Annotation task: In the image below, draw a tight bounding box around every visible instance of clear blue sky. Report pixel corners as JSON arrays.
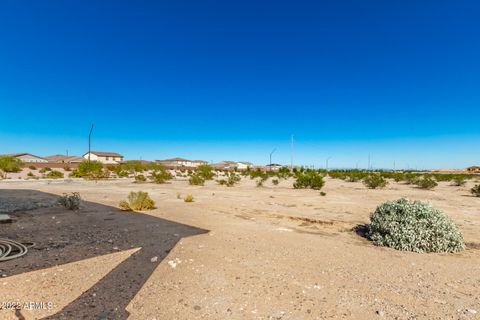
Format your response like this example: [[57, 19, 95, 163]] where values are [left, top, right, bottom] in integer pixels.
[[1, 1, 479, 169]]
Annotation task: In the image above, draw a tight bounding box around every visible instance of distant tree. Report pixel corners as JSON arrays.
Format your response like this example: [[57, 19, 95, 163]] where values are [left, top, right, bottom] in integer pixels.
[[71, 160, 106, 179], [0, 156, 22, 178]]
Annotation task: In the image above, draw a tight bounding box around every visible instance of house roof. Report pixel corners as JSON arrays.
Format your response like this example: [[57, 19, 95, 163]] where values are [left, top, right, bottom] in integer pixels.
[[84, 151, 123, 157], [163, 157, 191, 162], [45, 155, 84, 163], [0, 153, 47, 160]]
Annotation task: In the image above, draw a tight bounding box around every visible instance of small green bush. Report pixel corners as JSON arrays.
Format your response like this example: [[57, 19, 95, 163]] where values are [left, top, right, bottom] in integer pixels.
[[58, 192, 81, 210], [368, 198, 464, 253], [293, 171, 325, 190], [47, 170, 64, 179], [256, 179, 264, 187], [189, 174, 205, 186], [451, 177, 466, 187], [272, 179, 279, 185], [471, 185, 480, 197], [217, 179, 227, 185], [415, 176, 438, 190], [28, 165, 37, 170], [320, 191, 326, 196], [196, 164, 214, 180], [134, 174, 147, 183], [363, 174, 388, 189], [150, 168, 173, 184], [0, 156, 22, 178], [119, 191, 155, 211], [39, 167, 52, 173], [27, 171, 35, 177], [184, 194, 194, 202], [71, 160, 107, 180]]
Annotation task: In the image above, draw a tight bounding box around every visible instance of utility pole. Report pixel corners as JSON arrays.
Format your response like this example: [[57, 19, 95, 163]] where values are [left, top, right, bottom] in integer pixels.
[[368, 154, 371, 171], [290, 134, 294, 170], [269, 148, 277, 171], [88, 124, 94, 162], [326, 156, 332, 171], [66, 149, 69, 156], [356, 161, 359, 170], [393, 160, 396, 171]]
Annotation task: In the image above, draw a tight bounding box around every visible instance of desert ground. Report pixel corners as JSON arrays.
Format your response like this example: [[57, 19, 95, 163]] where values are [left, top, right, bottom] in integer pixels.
[[0, 177, 479, 319]]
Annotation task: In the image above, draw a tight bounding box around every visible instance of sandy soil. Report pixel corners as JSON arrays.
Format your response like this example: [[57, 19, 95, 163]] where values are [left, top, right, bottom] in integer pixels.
[[0, 177, 479, 319]]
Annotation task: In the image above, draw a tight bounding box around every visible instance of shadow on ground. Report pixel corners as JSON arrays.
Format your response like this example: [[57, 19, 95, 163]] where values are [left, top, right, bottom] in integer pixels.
[[0, 189, 208, 319]]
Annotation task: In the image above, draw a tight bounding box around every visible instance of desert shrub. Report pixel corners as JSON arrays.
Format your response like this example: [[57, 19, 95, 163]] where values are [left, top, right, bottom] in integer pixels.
[[415, 176, 438, 190], [27, 171, 35, 177], [225, 173, 241, 186], [176, 192, 181, 199], [393, 172, 405, 182], [119, 191, 155, 211], [0, 156, 22, 178], [363, 174, 388, 189], [184, 194, 194, 202], [217, 179, 227, 185], [256, 179, 264, 187], [293, 171, 325, 190], [71, 160, 107, 179], [345, 171, 365, 182], [196, 164, 214, 180], [58, 192, 81, 210], [134, 174, 147, 183], [47, 170, 64, 179], [63, 165, 71, 171], [39, 167, 52, 173], [189, 174, 205, 186], [122, 160, 145, 177], [367, 198, 464, 253], [320, 191, 326, 196], [471, 185, 480, 197], [451, 176, 466, 186], [403, 173, 420, 185], [272, 179, 279, 185], [149, 168, 172, 184], [28, 165, 37, 170]]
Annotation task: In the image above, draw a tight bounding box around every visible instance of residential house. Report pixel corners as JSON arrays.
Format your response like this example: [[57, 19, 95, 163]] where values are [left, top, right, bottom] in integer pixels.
[[236, 161, 254, 170], [46, 154, 84, 164], [83, 151, 124, 164], [0, 153, 48, 163], [156, 158, 208, 168], [467, 166, 480, 173]]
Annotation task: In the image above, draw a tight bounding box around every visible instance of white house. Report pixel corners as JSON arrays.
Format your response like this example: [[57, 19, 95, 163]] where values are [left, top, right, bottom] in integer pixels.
[[236, 161, 253, 170], [0, 153, 48, 163], [82, 151, 124, 164], [156, 158, 208, 168]]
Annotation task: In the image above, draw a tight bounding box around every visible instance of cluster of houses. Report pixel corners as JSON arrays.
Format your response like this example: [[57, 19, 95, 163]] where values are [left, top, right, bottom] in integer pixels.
[[0, 152, 263, 171]]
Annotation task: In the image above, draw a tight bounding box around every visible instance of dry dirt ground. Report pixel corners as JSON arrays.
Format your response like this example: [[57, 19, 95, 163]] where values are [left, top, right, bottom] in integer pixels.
[[0, 177, 479, 320]]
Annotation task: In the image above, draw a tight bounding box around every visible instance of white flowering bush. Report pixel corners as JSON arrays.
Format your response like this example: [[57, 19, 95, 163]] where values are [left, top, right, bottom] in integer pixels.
[[368, 198, 464, 253]]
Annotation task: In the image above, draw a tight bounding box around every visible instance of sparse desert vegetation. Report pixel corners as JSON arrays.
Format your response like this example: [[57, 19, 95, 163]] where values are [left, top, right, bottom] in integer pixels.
[[119, 191, 155, 211]]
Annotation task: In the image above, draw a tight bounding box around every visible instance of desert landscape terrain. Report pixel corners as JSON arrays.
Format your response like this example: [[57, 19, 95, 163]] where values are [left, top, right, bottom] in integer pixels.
[[0, 177, 479, 319]]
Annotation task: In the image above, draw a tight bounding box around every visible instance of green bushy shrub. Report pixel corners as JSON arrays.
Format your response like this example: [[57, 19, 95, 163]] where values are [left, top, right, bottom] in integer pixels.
[[71, 160, 108, 179], [272, 179, 279, 185], [58, 192, 81, 210], [196, 164, 214, 180], [149, 167, 173, 184], [134, 174, 147, 183], [119, 191, 155, 211], [363, 174, 388, 189], [368, 198, 464, 253], [28, 165, 37, 170], [415, 176, 438, 189], [471, 185, 480, 197], [47, 170, 64, 179], [293, 171, 325, 190], [189, 174, 205, 186], [184, 194, 194, 202], [451, 176, 466, 186], [39, 167, 52, 173], [0, 156, 22, 178]]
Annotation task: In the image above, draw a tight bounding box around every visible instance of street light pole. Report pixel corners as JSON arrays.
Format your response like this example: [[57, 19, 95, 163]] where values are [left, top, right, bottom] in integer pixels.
[[88, 124, 94, 162], [269, 148, 277, 171], [326, 156, 332, 171]]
